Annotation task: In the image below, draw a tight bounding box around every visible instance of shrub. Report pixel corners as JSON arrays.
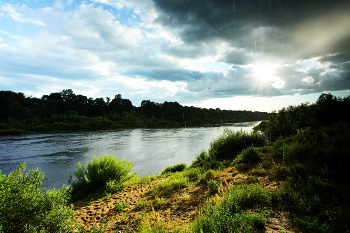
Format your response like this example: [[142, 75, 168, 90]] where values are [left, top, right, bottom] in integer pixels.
[[203, 169, 216, 182], [208, 130, 266, 161], [184, 167, 202, 181], [191, 151, 212, 170], [236, 147, 262, 166], [68, 155, 135, 200], [160, 163, 187, 175], [0, 163, 77, 232], [207, 179, 220, 192]]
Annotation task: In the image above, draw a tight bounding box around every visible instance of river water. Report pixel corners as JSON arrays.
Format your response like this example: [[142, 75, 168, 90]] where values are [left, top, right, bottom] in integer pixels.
[[0, 121, 260, 189]]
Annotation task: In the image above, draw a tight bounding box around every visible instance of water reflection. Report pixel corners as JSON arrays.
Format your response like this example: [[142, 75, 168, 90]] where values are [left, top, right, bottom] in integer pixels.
[[0, 122, 260, 189]]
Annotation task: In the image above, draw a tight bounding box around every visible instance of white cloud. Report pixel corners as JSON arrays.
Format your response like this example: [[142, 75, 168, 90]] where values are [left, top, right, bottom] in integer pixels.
[[0, 3, 46, 26]]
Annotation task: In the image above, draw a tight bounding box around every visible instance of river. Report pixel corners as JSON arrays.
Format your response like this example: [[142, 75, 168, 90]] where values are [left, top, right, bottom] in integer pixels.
[[0, 121, 260, 189]]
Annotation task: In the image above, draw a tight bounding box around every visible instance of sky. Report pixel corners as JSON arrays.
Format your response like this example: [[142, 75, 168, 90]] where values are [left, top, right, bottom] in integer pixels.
[[1, 0, 350, 112]]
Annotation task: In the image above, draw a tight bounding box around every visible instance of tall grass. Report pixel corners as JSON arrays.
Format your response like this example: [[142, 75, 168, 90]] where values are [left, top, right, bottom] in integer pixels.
[[192, 184, 269, 233]]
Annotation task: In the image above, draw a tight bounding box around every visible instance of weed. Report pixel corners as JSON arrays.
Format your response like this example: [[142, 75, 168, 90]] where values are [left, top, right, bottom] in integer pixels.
[[153, 197, 167, 209], [135, 200, 152, 210], [114, 202, 129, 212]]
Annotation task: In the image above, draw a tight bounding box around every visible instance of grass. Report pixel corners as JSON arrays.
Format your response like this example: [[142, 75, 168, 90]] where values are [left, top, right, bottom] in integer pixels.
[[114, 202, 129, 212], [192, 184, 269, 233], [135, 200, 152, 210], [148, 173, 190, 196]]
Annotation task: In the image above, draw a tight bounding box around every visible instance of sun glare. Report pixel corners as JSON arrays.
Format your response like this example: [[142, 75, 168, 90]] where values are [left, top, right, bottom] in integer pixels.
[[254, 64, 274, 81]]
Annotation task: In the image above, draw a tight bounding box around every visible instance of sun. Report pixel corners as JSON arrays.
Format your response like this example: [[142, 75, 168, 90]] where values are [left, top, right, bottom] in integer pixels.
[[253, 64, 274, 81]]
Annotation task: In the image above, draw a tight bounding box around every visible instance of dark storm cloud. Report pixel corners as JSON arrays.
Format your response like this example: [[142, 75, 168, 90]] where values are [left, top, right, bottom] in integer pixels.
[[318, 53, 350, 65], [126, 68, 205, 81], [153, 0, 348, 43], [153, 0, 350, 60], [221, 48, 250, 65]]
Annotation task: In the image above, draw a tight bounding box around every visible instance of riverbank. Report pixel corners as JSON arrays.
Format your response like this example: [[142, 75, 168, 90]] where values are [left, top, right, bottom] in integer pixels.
[[74, 167, 296, 232]]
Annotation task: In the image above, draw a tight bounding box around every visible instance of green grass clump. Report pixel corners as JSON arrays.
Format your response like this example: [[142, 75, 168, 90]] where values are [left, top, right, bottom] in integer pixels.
[[135, 200, 152, 210], [0, 163, 77, 233], [193, 184, 268, 233], [68, 155, 135, 200], [148, 173, 189, 196], [161, 163, 187, 175], [114, 202, 129, 212]]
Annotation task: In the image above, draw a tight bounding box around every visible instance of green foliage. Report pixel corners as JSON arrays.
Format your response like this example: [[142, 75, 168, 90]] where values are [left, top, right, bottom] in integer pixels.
[[208, 129, 266, 161], [114, 202, 129, 212], [203, 169, 215, 181], [184, 167, 202, 181], [0, 163, 77, 233], [206, 179, 220, 192], [261, 123, 350, 232], [193, 185, 268, 233], [191, 151, 213, 170], [68, 155, 135, 200], [254, 93, 350, 140], [236, 147, 262, 165], [160, 163, 187, 175], [135, 200, 152, 210]]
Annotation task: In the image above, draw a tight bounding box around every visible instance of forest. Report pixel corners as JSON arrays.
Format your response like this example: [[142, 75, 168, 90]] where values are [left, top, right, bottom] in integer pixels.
[[0, 89, 269, 135]]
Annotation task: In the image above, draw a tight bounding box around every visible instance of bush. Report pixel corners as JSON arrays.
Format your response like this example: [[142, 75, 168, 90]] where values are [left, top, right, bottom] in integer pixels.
[[207, 179, 220, 192], [203, 169, 215, 181], [184, 167, 202, 181], [0, 163, 77, 233], [208, 129, 266, 161], [68, 155, 135, 200], [191, 151, 212, 170], [160, 163, 187, 175], [237, 147, 262, 165]]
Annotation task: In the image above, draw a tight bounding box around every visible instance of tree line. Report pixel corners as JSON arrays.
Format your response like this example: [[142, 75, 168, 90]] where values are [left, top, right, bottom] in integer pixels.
[[0, 89, 269, 135], [254, 93, 350, 140]]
